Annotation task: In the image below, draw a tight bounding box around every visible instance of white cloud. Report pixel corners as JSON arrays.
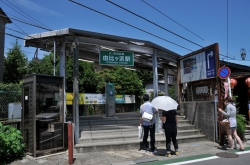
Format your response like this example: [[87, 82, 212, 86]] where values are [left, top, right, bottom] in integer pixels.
[[15, 0, 63, 17]]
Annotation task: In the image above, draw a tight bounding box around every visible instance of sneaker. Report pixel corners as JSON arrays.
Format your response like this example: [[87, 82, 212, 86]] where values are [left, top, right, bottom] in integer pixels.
[[166, 153, 171, 157], [175, 151, 179, 156], [148, 148, 157, 153]]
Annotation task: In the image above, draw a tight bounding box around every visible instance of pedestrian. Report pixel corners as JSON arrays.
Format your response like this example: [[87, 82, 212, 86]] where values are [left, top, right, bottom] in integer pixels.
[[162, 110, 178, 157], [218, 96, 244, 151], [140, 94, 158, 153]]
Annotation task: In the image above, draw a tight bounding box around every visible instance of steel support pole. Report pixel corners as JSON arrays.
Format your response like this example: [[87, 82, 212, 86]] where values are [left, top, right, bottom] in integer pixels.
[[54, 40, 56, 76], [72, 39, 79, 144], [60, 42, 66, 122], [164, 68, 168, 96], [152, 49, 159, 133]]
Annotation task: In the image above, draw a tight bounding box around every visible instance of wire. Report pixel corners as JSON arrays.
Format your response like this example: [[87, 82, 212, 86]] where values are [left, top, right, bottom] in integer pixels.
[[6, 0, 52, 30], [2, 0, 45, 29], [1, 31, 26, 40], [69, 0, 193, 51], [106, 0, 203, 48], [141, 0, 236, 58], [0, 13, 52, 31]]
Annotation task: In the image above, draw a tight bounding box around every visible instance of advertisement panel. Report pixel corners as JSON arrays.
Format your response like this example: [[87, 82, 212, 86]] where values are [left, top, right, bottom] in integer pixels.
[[66, 93, 135, 105], [180, 48, 216, 83]]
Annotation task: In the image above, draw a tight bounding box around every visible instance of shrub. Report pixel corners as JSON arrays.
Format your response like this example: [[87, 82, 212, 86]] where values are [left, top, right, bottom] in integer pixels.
[[0, 122, 26, 159], [236, 114, 247, 140]]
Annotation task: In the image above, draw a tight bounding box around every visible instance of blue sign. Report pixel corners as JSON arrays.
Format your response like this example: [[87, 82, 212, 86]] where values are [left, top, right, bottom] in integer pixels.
[[218, 67, 231, 79], [205, 49, 216, 78]]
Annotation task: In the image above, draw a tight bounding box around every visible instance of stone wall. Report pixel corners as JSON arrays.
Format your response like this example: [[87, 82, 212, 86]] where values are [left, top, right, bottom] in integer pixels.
[[180, 101, 217, 141]]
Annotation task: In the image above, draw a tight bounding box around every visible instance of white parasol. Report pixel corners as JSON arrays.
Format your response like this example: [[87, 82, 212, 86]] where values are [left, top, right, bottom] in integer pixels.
[[151, 96, 178, 111]]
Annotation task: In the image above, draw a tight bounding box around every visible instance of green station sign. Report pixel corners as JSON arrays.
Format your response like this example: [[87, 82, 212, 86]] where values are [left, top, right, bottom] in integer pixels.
[[99, 50, 134, 66]]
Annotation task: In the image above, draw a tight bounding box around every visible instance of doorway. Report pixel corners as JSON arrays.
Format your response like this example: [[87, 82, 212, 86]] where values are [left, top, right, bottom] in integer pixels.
[[233, 78, 249, 121]]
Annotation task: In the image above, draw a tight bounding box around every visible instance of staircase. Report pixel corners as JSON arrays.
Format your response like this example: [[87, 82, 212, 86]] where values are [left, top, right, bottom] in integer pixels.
[[72, 112, 207, 153], [245, 125, 250, 141]]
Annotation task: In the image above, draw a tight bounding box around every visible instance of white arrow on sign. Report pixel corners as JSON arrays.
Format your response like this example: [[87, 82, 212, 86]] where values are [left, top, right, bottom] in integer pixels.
[[207, 51, 213, 69]]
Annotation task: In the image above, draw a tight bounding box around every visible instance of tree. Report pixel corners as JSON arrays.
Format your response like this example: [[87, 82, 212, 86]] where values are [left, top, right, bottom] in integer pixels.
[[96, 66, 144, 96], [65, 56, 97, 93], [26, 52, 59, 75], [3, 40, 28, 83], [135, 70, 153, 86]]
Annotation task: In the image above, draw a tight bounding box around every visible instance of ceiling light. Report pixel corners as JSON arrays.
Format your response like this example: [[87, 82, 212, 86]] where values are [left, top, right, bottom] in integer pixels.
[[168, 62, 177, 67], [124, 67, 136, 71], [100, 46, 115, 51], [129, 41, 145, 46], [79, 59, 94, 63]]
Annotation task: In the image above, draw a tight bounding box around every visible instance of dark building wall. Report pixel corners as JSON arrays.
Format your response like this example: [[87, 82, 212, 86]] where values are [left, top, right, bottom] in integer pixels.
[[180, 101, 217, 141], [0, 18, 5, 82]]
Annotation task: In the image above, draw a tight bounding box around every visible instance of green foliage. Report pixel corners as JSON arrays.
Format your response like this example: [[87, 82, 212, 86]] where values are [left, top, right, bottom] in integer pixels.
[[26, 52, 59, 76], [0, 122, 26, 159], [96, 66, 144, 96], [4, 40, 28, 83], [168, 82, 177, 100], [135, 70, 153, 86], [149, 90, 165, 100], [87, 105, 94, 115], [0, 83, 21, 91], [66, 56, 97, 93], [236, 113, 247, 137], [232, 95, 247, 138]]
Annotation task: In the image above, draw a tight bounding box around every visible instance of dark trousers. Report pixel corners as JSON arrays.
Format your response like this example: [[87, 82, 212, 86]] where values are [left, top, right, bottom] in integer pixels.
[[143, 123, 155, 150], [165, 128, 178, 153]]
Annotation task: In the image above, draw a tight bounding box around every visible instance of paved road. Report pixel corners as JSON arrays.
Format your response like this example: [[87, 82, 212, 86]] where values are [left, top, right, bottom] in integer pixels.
[[140, 149, 250, 165], [9, 141, 250, 165]]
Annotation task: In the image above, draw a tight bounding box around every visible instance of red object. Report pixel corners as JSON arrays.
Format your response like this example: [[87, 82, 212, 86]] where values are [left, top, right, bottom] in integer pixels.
[[230, 78, 237, 89], [68, 122, 73, 164], [245, 77, 250, 87]]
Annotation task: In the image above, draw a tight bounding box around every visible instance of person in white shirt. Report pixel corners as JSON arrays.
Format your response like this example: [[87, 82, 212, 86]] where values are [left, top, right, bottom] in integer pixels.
[[218, 97, 244, 151], [140, 94, 158, 152]]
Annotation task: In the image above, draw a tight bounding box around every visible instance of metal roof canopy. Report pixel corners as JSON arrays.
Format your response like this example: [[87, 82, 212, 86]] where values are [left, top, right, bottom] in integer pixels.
[[24, 28, 180, 74], [24, 28, 181, 142]]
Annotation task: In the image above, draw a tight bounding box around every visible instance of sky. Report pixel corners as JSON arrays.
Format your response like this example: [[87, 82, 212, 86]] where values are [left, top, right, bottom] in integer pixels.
[[1, 0, 250, 62]]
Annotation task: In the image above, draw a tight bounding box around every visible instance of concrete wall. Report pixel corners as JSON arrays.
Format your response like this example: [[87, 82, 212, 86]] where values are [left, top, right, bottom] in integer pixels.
[[180, 101, 217, 141], [0, 18, 5, 82]]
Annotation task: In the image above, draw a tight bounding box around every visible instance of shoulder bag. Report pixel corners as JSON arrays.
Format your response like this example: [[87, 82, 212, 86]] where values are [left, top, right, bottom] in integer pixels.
[[142, 105, 153, 122], [220, 119, 230, 130]]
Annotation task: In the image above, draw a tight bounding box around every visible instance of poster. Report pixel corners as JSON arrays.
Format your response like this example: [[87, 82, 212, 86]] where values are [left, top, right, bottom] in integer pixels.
[[66, 93, 135, 105], [180, 48, 216, 83]]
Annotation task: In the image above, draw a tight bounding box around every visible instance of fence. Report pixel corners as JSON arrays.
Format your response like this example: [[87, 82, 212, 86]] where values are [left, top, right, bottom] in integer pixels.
[[0, 91, 22, 121]]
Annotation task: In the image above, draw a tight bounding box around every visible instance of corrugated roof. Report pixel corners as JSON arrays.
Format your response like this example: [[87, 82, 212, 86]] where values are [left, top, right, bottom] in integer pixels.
[[220, 59, 250, 67]]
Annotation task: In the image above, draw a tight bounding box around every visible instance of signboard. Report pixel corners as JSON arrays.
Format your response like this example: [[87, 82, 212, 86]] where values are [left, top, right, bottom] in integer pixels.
[[99, 50, 134, 66], [180, 48, 216, 83], [218, 66, 231, 79], [116, 95, 125, 103], [66, 93, 135, 105]]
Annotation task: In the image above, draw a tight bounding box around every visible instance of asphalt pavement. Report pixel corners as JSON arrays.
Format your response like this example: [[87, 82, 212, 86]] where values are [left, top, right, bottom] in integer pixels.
[[7, 140, 250, 165]]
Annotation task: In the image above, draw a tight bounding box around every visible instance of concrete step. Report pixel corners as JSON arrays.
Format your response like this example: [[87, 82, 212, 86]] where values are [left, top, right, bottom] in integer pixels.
[[80, 125, 138, 131], [81, 128, 138, 137], [80, 122, 193, 132], [245, 130, 250, 140], [80, 129, 201, 144], [75, 135, 207, 152], [79, 118, 139, 126], [70, 115, 186, 127], [81, 128, 200, 138], [246, 125, 250, 130]]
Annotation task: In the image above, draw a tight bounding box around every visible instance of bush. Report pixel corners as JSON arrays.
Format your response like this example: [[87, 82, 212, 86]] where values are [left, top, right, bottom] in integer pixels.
[[0, 122, 26, 160], [236, 114, 247, 140]]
